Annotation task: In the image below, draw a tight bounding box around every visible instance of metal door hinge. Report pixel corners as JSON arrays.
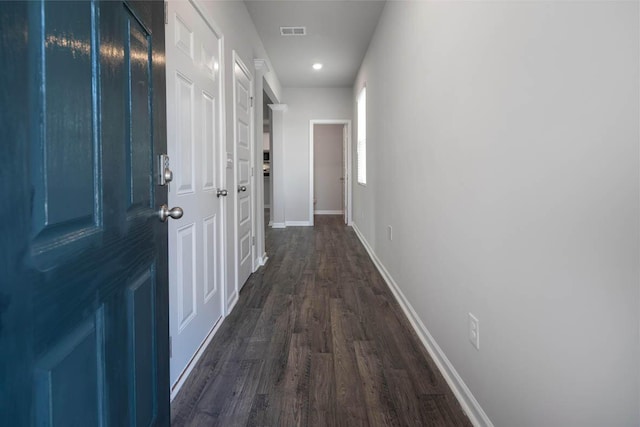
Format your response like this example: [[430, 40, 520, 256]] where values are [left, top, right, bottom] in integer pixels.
[[252, 236, 256, 246], [250, 96, 254, 107], [251, 166, 254, 177], [164, 1, 168, 25], [169, 336, 172, 358]]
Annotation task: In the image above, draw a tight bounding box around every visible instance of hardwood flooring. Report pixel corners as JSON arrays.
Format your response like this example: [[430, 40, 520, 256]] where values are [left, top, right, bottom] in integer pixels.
[[171, 215, 471, 427]]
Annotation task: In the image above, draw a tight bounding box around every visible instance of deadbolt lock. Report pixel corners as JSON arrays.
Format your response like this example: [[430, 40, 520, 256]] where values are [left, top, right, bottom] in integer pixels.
[[158, 154, 173, 186]]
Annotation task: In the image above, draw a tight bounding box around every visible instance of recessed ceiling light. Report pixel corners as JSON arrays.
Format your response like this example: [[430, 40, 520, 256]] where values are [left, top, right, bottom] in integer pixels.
[[312, 63, 323, 70]]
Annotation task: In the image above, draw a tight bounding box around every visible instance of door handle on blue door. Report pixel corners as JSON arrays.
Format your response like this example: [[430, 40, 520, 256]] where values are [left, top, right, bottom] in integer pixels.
[[158, 205, 183, 222], [238, 186, 247, 192]]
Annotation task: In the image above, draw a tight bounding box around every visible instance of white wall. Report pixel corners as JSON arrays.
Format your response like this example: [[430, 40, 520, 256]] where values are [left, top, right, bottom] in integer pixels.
[[314, 124, 344, 212], [353, 2, 639, 426], [282, 87, 351, 223], [199, 0, 282, 306]]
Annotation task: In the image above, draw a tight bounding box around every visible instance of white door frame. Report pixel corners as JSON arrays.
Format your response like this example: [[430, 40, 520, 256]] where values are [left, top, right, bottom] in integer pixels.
[[309, 119, 353, 226], [232, 51, 254, 294]]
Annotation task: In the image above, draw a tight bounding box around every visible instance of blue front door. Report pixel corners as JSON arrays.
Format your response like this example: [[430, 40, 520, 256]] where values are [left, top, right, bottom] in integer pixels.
[[0, 1, 169, 425]]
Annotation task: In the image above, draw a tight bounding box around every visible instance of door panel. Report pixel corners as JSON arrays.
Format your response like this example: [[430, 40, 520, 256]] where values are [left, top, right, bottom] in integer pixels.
[[127, 268, 158, 427], [166, 0, 224, 389], [176, 223, 197, 329], [127, 16, 153, 210], [0, 1, 169, 425], [202, 94, 217, 190], [234, 59, 254, 290], [31, 0, 101, 270], [175, 73, 196, 195], [203, 215, 219, 301], [34, 312, 104, 427]]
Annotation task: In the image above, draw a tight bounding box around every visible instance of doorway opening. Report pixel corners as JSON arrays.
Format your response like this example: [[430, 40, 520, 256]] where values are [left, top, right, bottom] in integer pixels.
[[310, 120, 352, 226]]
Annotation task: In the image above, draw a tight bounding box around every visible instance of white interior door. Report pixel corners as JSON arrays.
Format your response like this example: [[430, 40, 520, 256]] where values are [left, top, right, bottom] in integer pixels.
[[166, 0, 224, 389], [233, 57, 253, 290]]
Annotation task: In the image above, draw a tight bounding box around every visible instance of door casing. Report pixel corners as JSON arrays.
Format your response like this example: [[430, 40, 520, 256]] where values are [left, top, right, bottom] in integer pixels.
[[309, 119, 353, 226]]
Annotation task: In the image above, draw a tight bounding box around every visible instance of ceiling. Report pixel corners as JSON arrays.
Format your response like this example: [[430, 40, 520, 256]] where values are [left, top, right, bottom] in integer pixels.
[[244, 0, 386, 88]]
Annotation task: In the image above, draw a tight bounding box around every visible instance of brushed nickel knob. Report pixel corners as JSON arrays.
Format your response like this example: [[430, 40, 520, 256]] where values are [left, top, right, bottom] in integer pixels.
[[158, 205, 183, 222]]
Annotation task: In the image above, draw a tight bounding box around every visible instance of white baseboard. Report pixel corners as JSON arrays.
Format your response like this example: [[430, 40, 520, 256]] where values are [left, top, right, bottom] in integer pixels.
[[314, 210, 343, 215], [285, 220, 312, 226], [170, 316, 223, 401], [351, 223, 493, 427], [226, 291, 238, 314], [259, 254, 268, 266], [271, 222, 286, 229]]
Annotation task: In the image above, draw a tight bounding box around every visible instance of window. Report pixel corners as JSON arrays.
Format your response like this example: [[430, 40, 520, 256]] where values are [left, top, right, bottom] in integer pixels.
[[357, 86, 367, 185]]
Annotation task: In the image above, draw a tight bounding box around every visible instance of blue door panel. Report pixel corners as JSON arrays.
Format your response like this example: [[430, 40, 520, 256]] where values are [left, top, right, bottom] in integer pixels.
[[126, 12, 153, 211], [29, 0, 102, 270], [0, 1, 169, 425], [127, 268, 157, 427], [35, 0, 98, 230], [34, 312, 104, 427]]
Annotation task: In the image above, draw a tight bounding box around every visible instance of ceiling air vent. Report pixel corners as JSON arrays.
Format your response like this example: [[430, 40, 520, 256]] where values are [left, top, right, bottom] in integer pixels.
[[280, 26, 306, 36]]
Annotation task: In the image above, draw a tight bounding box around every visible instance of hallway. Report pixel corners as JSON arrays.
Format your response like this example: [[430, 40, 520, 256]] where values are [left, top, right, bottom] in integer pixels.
[[171, 216, 471, 426]]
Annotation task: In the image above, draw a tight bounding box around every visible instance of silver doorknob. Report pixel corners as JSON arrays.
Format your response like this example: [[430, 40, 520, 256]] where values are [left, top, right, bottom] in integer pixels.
[[238, 185, 247, 193], [217, 189, 228, 198], [158, 204, 183, 222]]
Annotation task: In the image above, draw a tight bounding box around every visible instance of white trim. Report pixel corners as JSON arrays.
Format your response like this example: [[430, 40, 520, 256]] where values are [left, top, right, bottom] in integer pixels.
[[285, 220, 312, 227], [356, 85, 367, 186], [351, 223, 494, 427], [253, 58, 271, 74], [170, 315, 223, 401], [269, 104, 288, 111], [190, 0, 223, 37], [271, 222, 286, 229], [226, 291, 238, 314], [314, 210, 343, 215], [268, 104, 287, 230], [259, 253, 268, 266], [252, 58, 273, 279], [215, 10, 228, 317], [309, 119, 353, 227]]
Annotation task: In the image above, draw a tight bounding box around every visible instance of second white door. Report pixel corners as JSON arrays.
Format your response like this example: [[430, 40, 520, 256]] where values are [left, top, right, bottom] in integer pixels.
[[233, 57, 254, 290]]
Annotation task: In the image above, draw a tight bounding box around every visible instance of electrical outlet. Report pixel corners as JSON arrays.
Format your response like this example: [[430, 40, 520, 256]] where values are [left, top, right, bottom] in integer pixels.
[[387, 225, 393, 241], [468, 313, 480, 350]]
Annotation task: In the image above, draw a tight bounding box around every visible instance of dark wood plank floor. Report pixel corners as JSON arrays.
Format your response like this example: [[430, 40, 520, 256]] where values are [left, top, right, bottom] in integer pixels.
[[171, 215, 471, 427]]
